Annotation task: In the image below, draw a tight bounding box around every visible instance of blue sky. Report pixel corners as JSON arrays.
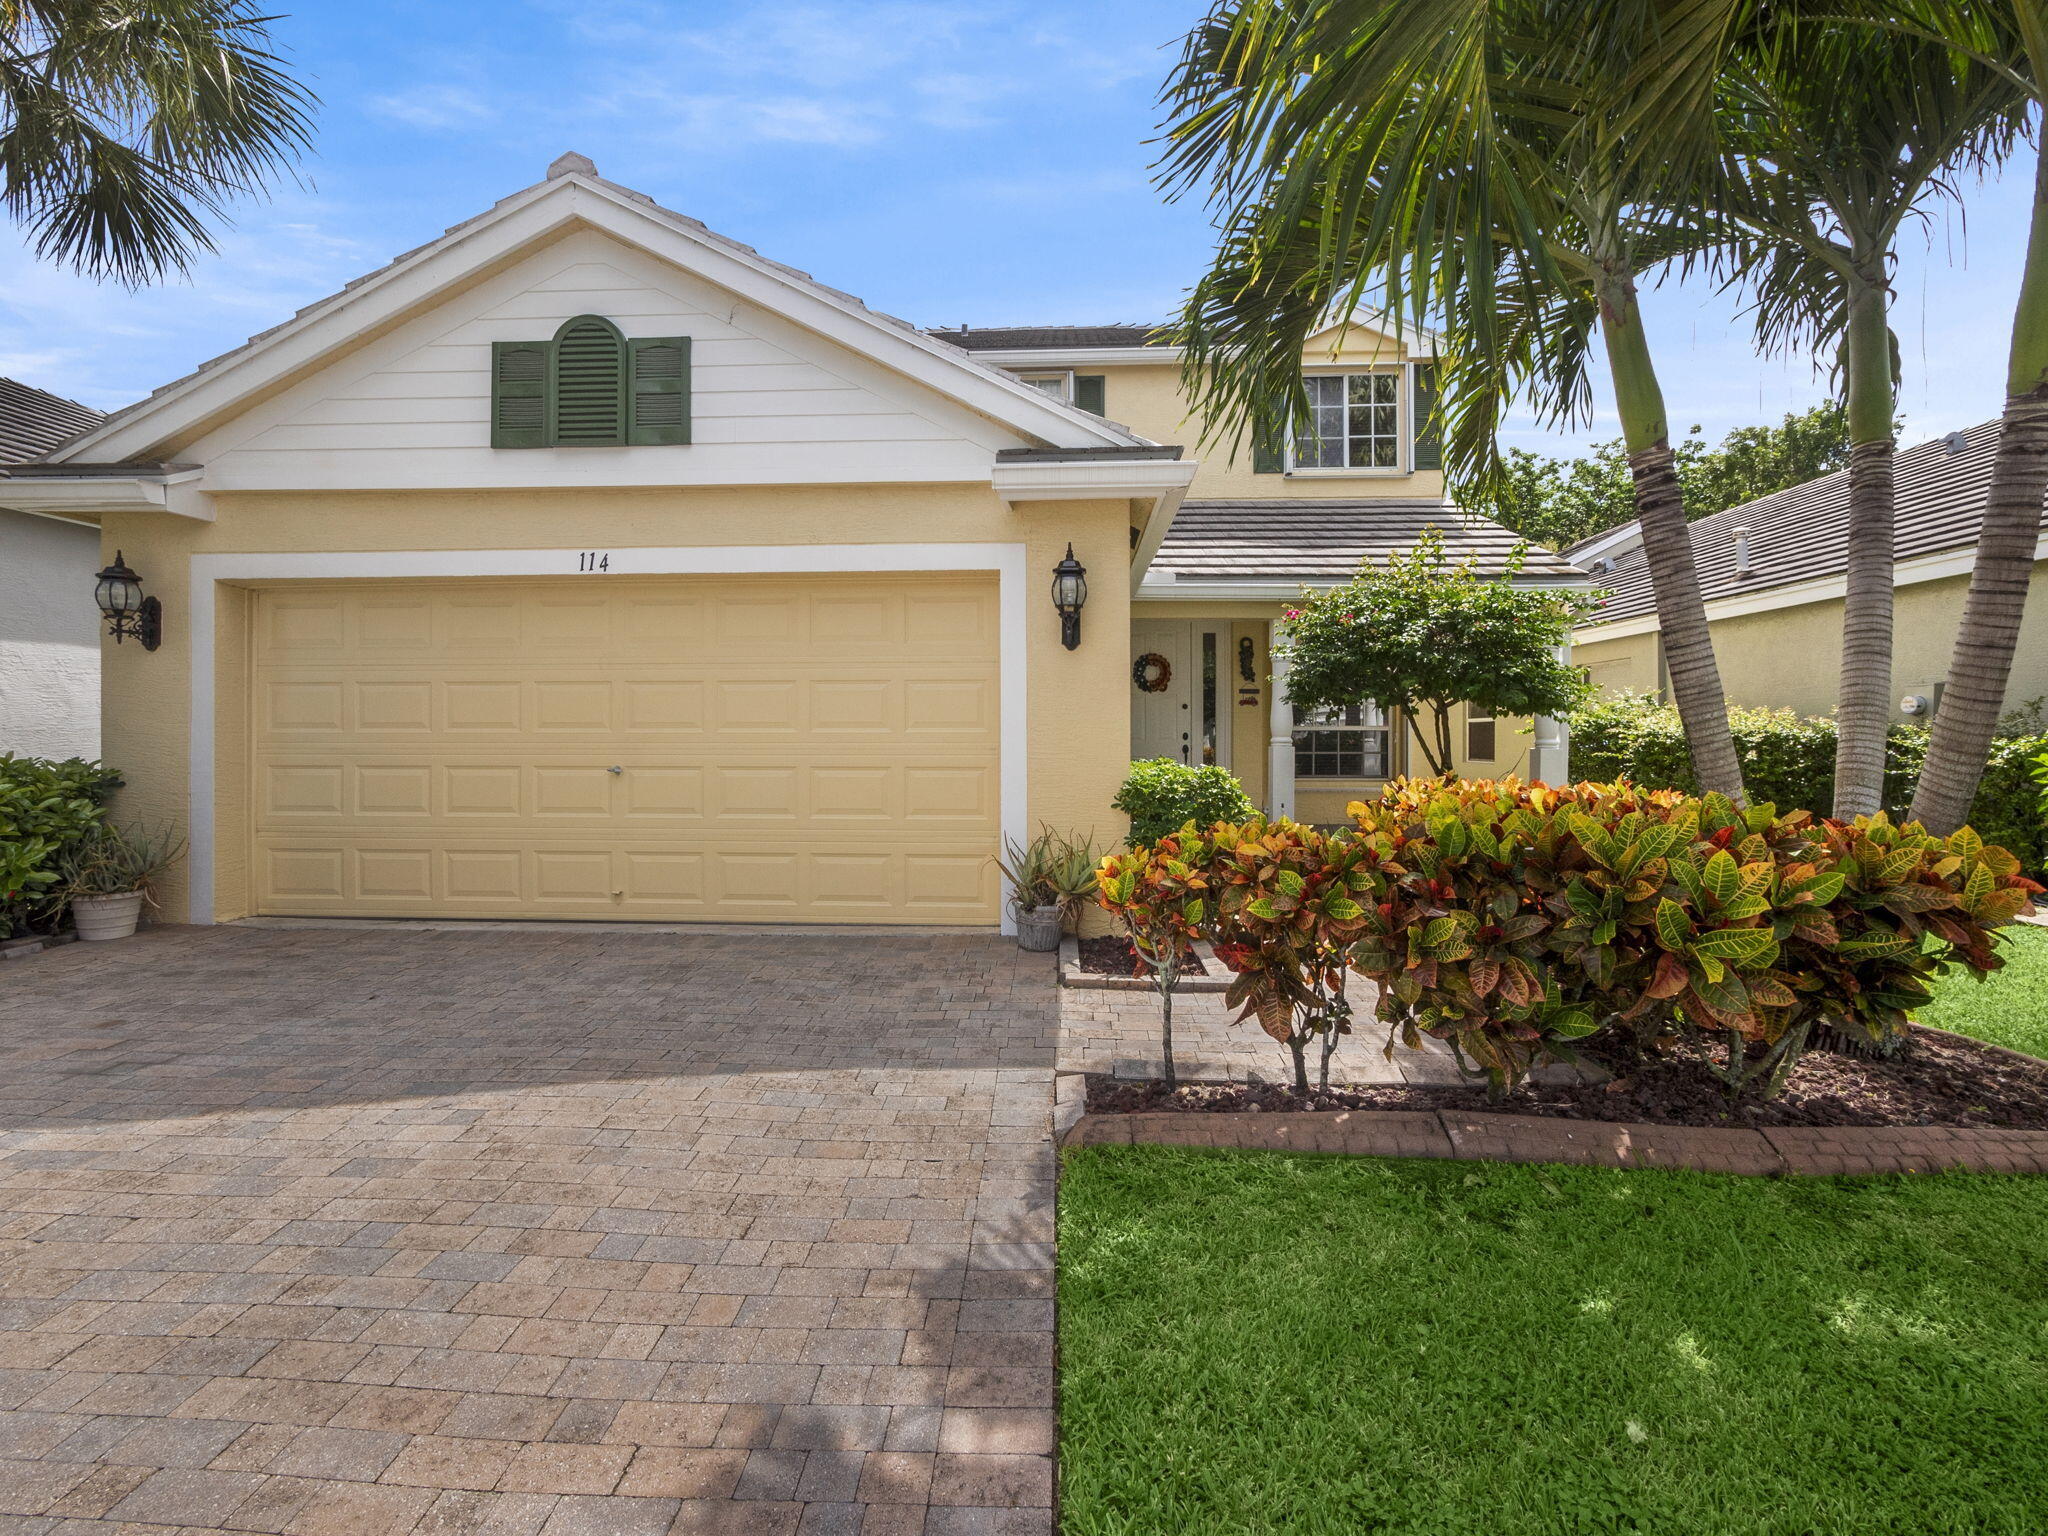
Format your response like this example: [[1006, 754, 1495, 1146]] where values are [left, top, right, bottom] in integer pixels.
[[0, 0, 2033, 460]]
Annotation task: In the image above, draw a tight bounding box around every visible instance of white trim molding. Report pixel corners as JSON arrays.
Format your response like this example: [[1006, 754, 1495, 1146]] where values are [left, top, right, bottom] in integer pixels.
[[186, 542, 1030, 934], [992, 455, 1197, 504], [0, 468, 208, 521], [1573, 533, 2048, 644]]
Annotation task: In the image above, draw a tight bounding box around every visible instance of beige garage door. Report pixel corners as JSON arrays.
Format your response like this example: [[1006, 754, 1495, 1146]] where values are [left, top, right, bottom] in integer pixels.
[[249, 572, 1001, 923]]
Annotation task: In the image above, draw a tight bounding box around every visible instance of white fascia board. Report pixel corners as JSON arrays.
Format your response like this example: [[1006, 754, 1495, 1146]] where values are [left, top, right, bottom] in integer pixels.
[[966, 346, 1181, 368], [0, 469, 208, 520], [1127, 482, 1191, 594], [60, 173, 1139, 465], [1567, 522, 1645, 566], [1572, 534, 2048, 644], [992, 456, 1197, 505]]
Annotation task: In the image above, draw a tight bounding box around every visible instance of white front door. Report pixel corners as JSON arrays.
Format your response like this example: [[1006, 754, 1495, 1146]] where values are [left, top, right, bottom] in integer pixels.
[[1131, 620, 1193, 764]]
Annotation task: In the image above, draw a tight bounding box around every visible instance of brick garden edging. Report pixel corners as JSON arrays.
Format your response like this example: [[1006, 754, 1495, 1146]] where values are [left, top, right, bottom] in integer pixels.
[[1063, 1107, 2048, 1175]]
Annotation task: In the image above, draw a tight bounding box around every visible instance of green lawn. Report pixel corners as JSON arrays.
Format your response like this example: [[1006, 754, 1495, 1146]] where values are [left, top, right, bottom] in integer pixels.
[[1914, 924, 2048, 1058], [1060, 1147, 2048, 1536]]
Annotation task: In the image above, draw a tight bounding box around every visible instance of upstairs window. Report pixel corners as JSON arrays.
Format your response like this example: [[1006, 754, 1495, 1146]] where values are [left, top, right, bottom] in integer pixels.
[[1293, 372, 1400, 469], [491, 316, 691, 448], [1014, 371, 1107, 414]]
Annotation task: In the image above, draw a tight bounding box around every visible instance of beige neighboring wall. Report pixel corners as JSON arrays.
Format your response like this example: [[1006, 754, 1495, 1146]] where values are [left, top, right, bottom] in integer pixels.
[[1090, 324, 1446, 502], [101, 483, 1134, 923], [1574, 560, 2048, 720]]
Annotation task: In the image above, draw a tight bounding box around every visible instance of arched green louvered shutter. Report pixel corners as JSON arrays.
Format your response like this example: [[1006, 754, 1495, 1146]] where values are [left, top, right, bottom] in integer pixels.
[[1411, 362, 1442, 470], [551, 316, 628, 445], [628, 337, 691, 445], [491, 341, 552, 448]]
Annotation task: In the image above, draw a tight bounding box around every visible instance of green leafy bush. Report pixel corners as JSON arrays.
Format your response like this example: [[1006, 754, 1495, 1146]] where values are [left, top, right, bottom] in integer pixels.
[[1569, 692, 2048, 874], [1112, 759, 1255, 846], [0, 755, 123, 936], [1344, 778, 2039, 1098]]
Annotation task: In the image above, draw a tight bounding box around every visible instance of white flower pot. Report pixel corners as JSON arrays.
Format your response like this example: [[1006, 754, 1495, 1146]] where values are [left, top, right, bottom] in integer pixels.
[[1016, 904, 1063, 952], [71, 891, 144, 942]]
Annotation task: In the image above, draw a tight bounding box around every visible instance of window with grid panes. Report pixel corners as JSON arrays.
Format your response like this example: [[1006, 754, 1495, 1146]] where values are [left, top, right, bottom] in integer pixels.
[[1293, 372, 1401, 469], [1292, 702, 1391, 778]]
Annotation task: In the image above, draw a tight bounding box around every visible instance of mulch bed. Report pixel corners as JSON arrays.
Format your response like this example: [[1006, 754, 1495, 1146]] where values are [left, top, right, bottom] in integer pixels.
[[1076, 935, 1208, 978], [1085, 1026, 2048, 1130]]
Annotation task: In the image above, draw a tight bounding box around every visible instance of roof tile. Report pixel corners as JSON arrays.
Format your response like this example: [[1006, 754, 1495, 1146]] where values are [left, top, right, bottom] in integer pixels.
[[1153, 499, 1586, 583]]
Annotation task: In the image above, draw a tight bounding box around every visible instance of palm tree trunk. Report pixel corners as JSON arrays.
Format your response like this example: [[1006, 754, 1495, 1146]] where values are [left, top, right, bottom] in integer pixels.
[[1910, 145, 2048, 835], [1832, 276, 1896, 820], [1598, 270, 1747, 802]]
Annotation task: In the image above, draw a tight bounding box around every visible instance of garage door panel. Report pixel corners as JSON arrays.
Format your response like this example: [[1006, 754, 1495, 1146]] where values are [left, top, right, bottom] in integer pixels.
[[251, 574, 1000, 923]]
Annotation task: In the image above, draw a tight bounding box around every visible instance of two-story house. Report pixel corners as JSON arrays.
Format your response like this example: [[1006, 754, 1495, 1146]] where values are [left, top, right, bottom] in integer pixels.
[[1, 156, 1580, 931], [938, 323, 1586, 825]]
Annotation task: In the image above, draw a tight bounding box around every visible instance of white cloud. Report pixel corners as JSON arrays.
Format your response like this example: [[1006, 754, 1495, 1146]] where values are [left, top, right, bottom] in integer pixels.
[[366, 84, 496, 132]]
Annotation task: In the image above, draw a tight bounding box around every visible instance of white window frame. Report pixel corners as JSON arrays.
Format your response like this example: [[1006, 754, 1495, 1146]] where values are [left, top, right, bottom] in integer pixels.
[[1015, 370, 1075, 404], [1285, 368, 1408, 476], [1292, 701, 1393, 781]]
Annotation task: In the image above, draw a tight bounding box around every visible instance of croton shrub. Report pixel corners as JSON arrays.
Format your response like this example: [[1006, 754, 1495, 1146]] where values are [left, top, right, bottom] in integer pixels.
[[1345, 779, 2040, 1097], [1093, 776, 2039, 1101], [1096, 828, 1217, 1089]]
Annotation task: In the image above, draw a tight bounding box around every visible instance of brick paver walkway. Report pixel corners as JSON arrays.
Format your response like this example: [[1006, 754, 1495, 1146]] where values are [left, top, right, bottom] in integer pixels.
[[0, 924, 1057, 1536]]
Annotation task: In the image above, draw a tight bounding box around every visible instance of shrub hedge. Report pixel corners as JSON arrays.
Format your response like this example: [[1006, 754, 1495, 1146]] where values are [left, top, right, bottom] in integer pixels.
[[0, 755, 123, 937], [1094, 777, 2039, 1101], [1568, 692, 2048, 874], [1112, 758, 1256, 846]]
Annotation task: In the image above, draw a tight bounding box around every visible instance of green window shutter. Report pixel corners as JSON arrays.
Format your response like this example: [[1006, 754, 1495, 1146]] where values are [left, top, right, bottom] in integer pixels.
[[491, 340, 552, 448], [627, 336, 691, 446], [1410, 362, 1442, 470], [550, 315, 627, 446], [1251, 393, 1286, 474], [1073, 374, 1106, 415]]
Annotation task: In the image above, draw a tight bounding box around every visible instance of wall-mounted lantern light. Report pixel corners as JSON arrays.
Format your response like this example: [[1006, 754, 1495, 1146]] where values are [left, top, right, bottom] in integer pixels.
[[94, 551, 162, 651], [1051, 544, 1087, 651]]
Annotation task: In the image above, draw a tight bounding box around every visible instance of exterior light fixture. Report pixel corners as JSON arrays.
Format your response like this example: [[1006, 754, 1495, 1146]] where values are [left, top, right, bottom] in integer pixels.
[[1051, 544, 1087, 651], [94, 551, 162, 651]]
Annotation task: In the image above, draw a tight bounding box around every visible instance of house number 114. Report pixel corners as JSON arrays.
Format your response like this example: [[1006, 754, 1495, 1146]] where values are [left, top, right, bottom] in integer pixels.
[[577, 552, 610, 572]]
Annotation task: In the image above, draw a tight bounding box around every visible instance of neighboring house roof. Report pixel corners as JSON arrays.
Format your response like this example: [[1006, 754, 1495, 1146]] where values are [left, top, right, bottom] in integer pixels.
[[50, 153, 1148, 467], [1146, 499, 1588, 587], [933, 324, 1167, 352], [1582, 420, 2048, 626], [0, 378, 103, 465]]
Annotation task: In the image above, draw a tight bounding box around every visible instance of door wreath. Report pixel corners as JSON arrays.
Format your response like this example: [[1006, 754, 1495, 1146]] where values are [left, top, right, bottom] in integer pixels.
[[1132, 652, 1173, 693]]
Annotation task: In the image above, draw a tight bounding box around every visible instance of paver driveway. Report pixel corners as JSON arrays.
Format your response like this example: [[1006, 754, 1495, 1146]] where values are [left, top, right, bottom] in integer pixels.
[[0, 924, 1058, 1536]]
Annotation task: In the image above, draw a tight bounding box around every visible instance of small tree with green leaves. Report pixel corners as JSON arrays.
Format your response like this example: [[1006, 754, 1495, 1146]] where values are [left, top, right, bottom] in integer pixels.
[[1280, 532, 1597, 779]]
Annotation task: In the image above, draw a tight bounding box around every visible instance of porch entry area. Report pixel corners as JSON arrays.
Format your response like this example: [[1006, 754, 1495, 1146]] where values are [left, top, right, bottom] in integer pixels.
[[1129, 618, 1233, 770]]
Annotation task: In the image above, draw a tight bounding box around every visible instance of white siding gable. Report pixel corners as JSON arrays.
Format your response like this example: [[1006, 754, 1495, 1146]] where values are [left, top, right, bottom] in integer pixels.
[[188, 229, 1035, 492]]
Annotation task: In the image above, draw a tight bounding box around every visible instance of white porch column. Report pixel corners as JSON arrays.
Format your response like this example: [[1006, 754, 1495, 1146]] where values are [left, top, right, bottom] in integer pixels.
[[1529, 642, 1572, 785], [1268, 646, 1296, 819]]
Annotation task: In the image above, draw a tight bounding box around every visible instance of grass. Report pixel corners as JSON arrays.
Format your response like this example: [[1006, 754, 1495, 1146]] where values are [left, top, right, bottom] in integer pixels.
[[1060, 1147, 2048, 1536], [1914, 924, 2048, 1059]]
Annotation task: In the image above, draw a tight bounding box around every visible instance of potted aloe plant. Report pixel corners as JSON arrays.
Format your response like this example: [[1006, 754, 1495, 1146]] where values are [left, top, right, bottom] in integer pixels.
[[60, 823, 185, 942], [995, 827, 1098, 951]]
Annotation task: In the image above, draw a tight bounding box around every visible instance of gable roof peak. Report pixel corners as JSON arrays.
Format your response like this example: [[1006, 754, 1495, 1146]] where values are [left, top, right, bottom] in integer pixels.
[[547, 151, 598, 180]]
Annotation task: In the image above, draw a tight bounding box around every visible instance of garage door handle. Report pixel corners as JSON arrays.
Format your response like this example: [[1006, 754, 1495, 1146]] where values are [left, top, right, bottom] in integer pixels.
[[607, 765, 623, 775]]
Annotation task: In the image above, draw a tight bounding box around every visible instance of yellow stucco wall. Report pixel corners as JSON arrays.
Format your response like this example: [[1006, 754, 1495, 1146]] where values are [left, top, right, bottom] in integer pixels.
[[100, 483, 1134, 923], [1574, 561, 2048, 721], [1089, 325, 1447, 502]]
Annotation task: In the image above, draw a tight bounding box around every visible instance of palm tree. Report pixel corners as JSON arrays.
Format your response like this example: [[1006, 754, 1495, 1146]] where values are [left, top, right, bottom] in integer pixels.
[[1157, 0, 1752, 801], [1710, 15, 2025, 818], [1, 0, 314, 284], [1891, 2, 2048, 834]]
